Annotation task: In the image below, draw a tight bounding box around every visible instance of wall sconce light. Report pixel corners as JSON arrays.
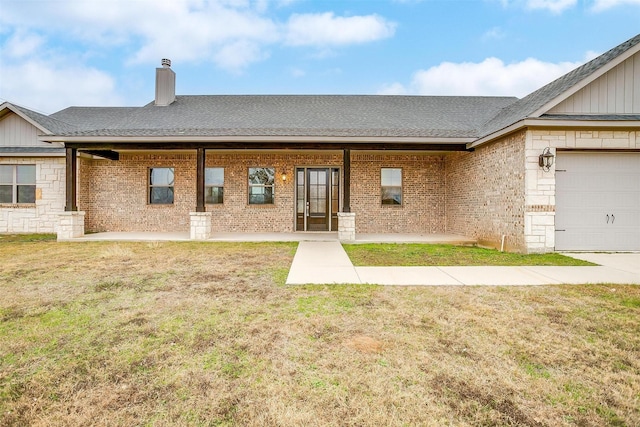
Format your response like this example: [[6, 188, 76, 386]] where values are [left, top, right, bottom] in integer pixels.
[[538, 147, 555, 172], [281, 172, 287, 182]]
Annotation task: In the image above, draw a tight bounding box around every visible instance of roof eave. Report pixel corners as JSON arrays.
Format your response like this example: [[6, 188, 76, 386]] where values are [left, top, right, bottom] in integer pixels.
[[0, 102, 53, 135], [0, 151, 66, 157], [39, 135, 477, 144], [469, 117, 640, 149]]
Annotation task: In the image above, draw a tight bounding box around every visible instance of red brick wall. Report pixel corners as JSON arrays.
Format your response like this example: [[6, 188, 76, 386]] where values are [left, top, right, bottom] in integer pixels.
[[445, 131, 526, 251], [351, 152, 446, 233], [78, 150, 447, 234]]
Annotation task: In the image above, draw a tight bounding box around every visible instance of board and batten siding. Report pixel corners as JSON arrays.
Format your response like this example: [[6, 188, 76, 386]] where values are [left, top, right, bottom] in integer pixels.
[[0, 112, 56, 148], [549, 52, 640, 114]]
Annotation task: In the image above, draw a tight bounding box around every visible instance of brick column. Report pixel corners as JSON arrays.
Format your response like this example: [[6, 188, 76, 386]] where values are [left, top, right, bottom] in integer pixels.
[[57, 211, 85, 240], [338, 212, 356, 241], [190, 212, 212, 240]]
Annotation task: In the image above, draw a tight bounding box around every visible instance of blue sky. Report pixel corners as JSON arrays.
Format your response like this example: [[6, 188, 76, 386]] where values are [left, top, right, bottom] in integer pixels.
[[1, 0, 639, 114]]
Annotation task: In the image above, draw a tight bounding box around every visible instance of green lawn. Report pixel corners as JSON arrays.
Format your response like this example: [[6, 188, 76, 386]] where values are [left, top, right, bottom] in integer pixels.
[[0, 233, 56, 243], [343, 243, 595, 266], [1, 240, 638, 426]]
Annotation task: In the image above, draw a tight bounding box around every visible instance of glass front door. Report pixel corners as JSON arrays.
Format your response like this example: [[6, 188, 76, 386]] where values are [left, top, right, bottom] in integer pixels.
[[296, 167, 339, 231]]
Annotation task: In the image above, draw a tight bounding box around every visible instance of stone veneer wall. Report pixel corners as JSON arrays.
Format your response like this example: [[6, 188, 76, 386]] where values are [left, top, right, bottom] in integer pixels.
[[445, 131, 527, 252], [78, 151, 447, 234], [524, 129, 640, 252], [351, 152, 446, 233], [0, 157, 65, 233]]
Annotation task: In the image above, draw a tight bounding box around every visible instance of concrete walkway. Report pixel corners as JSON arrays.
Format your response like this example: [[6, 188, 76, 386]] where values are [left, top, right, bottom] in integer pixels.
[[286, 241, 640, 285]]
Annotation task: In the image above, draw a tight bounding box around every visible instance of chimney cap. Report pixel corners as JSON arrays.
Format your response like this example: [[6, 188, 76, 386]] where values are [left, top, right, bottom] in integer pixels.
[[161, 58, 171, 68]]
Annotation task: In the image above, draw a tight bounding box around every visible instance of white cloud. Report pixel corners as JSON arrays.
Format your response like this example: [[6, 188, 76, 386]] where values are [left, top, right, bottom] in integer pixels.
[[482, 27, 506, 41], [379, 56, 585, 97], [496, 0, 578, 12], [0, 1, 395, 76], [377, 82, 407, 95], [289, 67, 306, 78], [2, 31, 45, 59], [285, 12, 396, 46], [526, 0, 577, 13], [592, 0, 640, 11], [213, 40, 270, 72], [0, 59, 123, 114]]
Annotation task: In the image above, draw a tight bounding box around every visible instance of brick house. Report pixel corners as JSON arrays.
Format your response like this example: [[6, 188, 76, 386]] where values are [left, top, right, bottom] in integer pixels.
[[1, 34, 639, 252]]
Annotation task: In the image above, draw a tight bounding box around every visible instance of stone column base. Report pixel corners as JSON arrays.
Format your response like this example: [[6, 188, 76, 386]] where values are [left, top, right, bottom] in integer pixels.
[[338, 212, 356, 241], [190, 212, 212, 240], [57, 211, 85, 240]]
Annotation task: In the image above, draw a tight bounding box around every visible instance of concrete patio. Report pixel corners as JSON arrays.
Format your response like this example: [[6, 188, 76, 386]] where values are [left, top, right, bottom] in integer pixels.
[[72, 231, 477, 244]]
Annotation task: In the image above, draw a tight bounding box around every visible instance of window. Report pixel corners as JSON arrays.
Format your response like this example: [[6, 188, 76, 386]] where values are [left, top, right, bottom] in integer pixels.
[[205, 167, 224, 204], [0, 165, 36, 204], [248, 167, 274, 204], [381, 168, 402, 205], [149, 167, 174, 204]]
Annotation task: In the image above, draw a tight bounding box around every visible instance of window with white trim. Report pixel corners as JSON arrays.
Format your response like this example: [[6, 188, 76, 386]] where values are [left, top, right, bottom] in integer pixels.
[[0, 165, 36, 204]]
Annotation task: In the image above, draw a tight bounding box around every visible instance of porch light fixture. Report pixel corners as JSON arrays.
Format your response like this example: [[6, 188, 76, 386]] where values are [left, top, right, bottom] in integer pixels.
[[538, 147, 555, 172], [281, 172, 287, 182]]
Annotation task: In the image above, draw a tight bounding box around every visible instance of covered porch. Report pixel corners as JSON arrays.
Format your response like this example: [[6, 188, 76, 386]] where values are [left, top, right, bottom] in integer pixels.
[[57, 141, 470, 241]]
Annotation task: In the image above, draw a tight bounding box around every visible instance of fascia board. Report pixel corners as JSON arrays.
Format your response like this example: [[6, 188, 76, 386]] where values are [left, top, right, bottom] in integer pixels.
[[0, 152, 65, 157], [39, 135, 476, 144]]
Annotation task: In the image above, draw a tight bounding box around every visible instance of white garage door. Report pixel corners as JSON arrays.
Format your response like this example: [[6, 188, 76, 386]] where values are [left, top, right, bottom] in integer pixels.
[[555, 152, 640, 251]]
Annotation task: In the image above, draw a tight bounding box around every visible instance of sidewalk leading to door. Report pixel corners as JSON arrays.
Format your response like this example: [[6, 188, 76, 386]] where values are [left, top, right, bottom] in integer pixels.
[[286, 241, 361, 284], [286, 241, 640, 285]]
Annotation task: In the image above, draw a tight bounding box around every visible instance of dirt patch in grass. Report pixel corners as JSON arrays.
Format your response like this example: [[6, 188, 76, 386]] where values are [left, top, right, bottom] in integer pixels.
[[1, 241, 638, 426], [343, 243, 596, 266]]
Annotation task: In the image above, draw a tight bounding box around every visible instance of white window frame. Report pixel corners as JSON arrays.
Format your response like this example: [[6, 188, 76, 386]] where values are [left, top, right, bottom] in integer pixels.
[[0, 164, 36, 204]]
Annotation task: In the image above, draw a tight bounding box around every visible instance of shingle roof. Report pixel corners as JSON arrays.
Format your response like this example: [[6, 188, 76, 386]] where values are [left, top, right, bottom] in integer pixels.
[[51, 107, 140, 131], [13, 33, 640, 144], [479, 33, 640, 138], [0, 146, 65, 154], [1, 102, 77, 134], [49, 95, 517, 139]]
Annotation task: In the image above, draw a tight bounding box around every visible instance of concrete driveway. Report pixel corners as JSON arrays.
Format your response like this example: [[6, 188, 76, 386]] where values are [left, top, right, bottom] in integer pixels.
[[561, 252, 640, 275]]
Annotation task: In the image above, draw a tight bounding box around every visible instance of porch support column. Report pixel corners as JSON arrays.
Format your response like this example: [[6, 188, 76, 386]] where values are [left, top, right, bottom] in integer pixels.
[[65, 147, 77, 212], [196, 147, 206, 212], [343, 148, 351, 212], [59, 146, 84, 240], [338, 148, 355, 241]]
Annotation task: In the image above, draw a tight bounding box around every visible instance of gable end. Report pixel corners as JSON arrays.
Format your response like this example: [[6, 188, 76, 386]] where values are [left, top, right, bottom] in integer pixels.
[[549, 51, 640, 114]]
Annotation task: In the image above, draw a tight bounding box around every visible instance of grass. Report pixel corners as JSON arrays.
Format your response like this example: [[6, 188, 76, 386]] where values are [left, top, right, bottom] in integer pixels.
[[1, 240, 639, 426], [0, 233, 56, 243], [343, 243, 596, 266]]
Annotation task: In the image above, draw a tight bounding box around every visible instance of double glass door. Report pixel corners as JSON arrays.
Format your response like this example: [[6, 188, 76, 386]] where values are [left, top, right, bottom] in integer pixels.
[[296, 167, 339, 231]]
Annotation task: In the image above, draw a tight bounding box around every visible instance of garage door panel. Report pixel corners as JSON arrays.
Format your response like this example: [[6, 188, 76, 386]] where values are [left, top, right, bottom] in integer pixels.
[[556, 210, 606, 228], [555, 152, 640, 251], [556, 229, 609, 251]]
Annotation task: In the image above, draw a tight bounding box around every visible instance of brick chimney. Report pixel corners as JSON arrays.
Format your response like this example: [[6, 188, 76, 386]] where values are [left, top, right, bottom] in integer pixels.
[[155, 59, 175, 106]]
